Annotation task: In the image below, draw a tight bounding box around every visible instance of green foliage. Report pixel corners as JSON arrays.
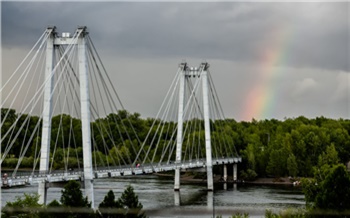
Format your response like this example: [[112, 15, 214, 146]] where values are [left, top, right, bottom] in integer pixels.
[[2, 107, 350, 180], [317, 144, 339, 167], [2, 157, 19, 168], [2, 193, 42, 218], [287, 154, 298, 177], [240, 169, 258, 181], [266, 149, 286, 177], [47, 199, 61, 207], [92, 151, 108, 167], [265, 209, 306, 218], [99, 190, 120, 208], [230, 212, 249, 218], [216, 215, 249, 218], [265, 210, 279, 218], [314, 164, 350, 210], [99, 190, 122, 218], [117, 185, 146, 218], [41, 200, 62, 218], [303, 164, 350, 215], [60, 180, 94, 218], [98, 186, 146, 218], [300, 177, 319, 208], [217, 210, 306, 218], [61, 180, 91, 208]]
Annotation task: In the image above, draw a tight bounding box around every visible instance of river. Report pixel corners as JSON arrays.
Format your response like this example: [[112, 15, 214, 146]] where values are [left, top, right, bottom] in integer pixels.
[[1, 175, 305, 217]]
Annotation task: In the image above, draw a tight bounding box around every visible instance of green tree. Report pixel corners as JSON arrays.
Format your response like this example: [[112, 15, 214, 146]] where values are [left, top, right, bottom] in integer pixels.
[[287, 154, 298, 177], [61, 180, 90, 207], [240, 169, 258, 181], [314, 164, 350, 211], [266, 149, 286, 177], [60, 180, 94, 218], [41, 200, 62, 218], [2, 193, 42, 218], [117, 185, 146, 218], [317, 144, 339, 167], [303, 164, 350, 215], [98, 186, 146, 218], [99, 190, 122, 218]]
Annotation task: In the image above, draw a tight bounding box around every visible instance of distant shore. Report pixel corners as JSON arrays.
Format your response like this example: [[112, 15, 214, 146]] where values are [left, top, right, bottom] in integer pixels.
[[155, 173, 297, 186]]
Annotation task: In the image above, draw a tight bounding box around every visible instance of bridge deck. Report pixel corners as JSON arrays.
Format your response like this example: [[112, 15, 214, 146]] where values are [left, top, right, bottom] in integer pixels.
[[1, 157, 241, 188]]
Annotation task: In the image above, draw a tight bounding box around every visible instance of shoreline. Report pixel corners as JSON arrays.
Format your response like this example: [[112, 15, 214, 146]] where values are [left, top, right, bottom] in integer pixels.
[[154, 173, 297, 186]]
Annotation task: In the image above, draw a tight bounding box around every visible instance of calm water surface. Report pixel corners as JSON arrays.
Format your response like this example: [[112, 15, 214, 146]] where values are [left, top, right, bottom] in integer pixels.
[[1, 175, 305, 218]]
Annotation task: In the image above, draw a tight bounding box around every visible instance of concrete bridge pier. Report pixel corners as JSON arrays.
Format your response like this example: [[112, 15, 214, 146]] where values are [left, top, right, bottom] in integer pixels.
[[223, 164, 227, 182], [233, 163, 237, 182], [223, 164, 228, 190], [38, 182, 48, 204]]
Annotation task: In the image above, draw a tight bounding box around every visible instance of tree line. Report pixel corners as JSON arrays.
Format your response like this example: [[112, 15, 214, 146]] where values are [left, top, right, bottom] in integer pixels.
[[2, 108, 350, 179]]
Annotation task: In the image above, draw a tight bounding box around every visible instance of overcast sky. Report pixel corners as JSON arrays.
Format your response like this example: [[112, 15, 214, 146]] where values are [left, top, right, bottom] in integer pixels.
[[1, 1, 349, 121]]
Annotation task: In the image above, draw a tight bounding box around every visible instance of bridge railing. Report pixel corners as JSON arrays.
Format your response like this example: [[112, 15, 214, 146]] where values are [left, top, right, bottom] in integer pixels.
[[3, 156, 241, 179], [2, 156, 241, 187]]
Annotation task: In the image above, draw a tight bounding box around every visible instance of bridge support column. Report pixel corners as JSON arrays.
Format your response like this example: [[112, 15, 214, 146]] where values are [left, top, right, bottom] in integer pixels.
[[38, 27, 56, 205], [78, 27, 94, 208], [201, 64, 213, 191], [223, 164, 227, 182], [38, 182, 48, 205], [207, 191, 214, 211], [174, 169, 181, 191], [174, 63, 186, 191], [233, 163, 237, 182]]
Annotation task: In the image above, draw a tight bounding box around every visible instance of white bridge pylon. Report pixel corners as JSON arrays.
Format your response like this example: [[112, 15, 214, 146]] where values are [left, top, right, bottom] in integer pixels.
[[175, 62, 214, 191], [38, 26, 94, 206]]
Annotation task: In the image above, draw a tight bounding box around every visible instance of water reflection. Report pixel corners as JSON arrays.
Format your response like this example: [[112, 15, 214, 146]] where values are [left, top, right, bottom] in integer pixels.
[[207, 191, 213, 210], [1, 175, 305, 217], [174, 191, 180, 206]]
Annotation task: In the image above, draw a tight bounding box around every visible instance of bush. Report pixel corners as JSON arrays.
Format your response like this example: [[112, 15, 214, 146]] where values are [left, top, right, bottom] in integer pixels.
[[2, 157, 18, 168], [98, 185, 146, 218], [240, 169, 257, 181], [21, 156, 34, 168], [2, 193, 42, 218]]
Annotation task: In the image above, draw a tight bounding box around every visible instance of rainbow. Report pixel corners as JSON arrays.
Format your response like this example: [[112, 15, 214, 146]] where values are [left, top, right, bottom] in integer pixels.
[[240, 25, 292, 121]]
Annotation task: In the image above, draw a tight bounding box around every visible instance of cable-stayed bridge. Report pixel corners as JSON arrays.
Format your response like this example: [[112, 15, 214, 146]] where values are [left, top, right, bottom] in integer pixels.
[[0, 26, 241, 208]]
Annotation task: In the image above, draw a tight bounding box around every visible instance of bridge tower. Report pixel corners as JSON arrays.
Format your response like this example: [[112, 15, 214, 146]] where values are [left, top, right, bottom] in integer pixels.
[[38, 26, 94, 207], [174, 62, 214, 191]]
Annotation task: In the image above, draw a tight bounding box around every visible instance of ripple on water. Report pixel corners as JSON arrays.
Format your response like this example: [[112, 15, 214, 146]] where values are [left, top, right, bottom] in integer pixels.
[[1, 176, 305, 217]]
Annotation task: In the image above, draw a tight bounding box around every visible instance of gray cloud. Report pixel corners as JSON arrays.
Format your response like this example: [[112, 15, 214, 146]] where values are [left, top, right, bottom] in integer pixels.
[[1, 2, 349, 120], [2, 2, 348, 71]]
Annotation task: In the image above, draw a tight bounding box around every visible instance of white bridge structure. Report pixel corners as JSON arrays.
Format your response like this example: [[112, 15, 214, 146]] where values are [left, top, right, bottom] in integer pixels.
[[0, 26, 241, 208]]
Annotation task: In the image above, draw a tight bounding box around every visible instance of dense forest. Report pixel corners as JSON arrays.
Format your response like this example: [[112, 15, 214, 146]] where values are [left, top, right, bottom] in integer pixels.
[[2, 108, 350, 179]]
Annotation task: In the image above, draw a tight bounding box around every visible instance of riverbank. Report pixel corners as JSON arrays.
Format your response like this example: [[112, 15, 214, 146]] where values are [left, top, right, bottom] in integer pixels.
[[155, 173, 297, 186], [244, 177, 297, 186]]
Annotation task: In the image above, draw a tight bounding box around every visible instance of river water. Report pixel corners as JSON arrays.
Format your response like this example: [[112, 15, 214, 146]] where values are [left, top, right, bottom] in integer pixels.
[[1, 175, 305, 217]]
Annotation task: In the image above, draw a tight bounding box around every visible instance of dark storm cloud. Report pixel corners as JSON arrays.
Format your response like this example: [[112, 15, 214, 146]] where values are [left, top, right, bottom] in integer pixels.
[[2, 1, 349, 120], [2, 2, 349, 72]]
